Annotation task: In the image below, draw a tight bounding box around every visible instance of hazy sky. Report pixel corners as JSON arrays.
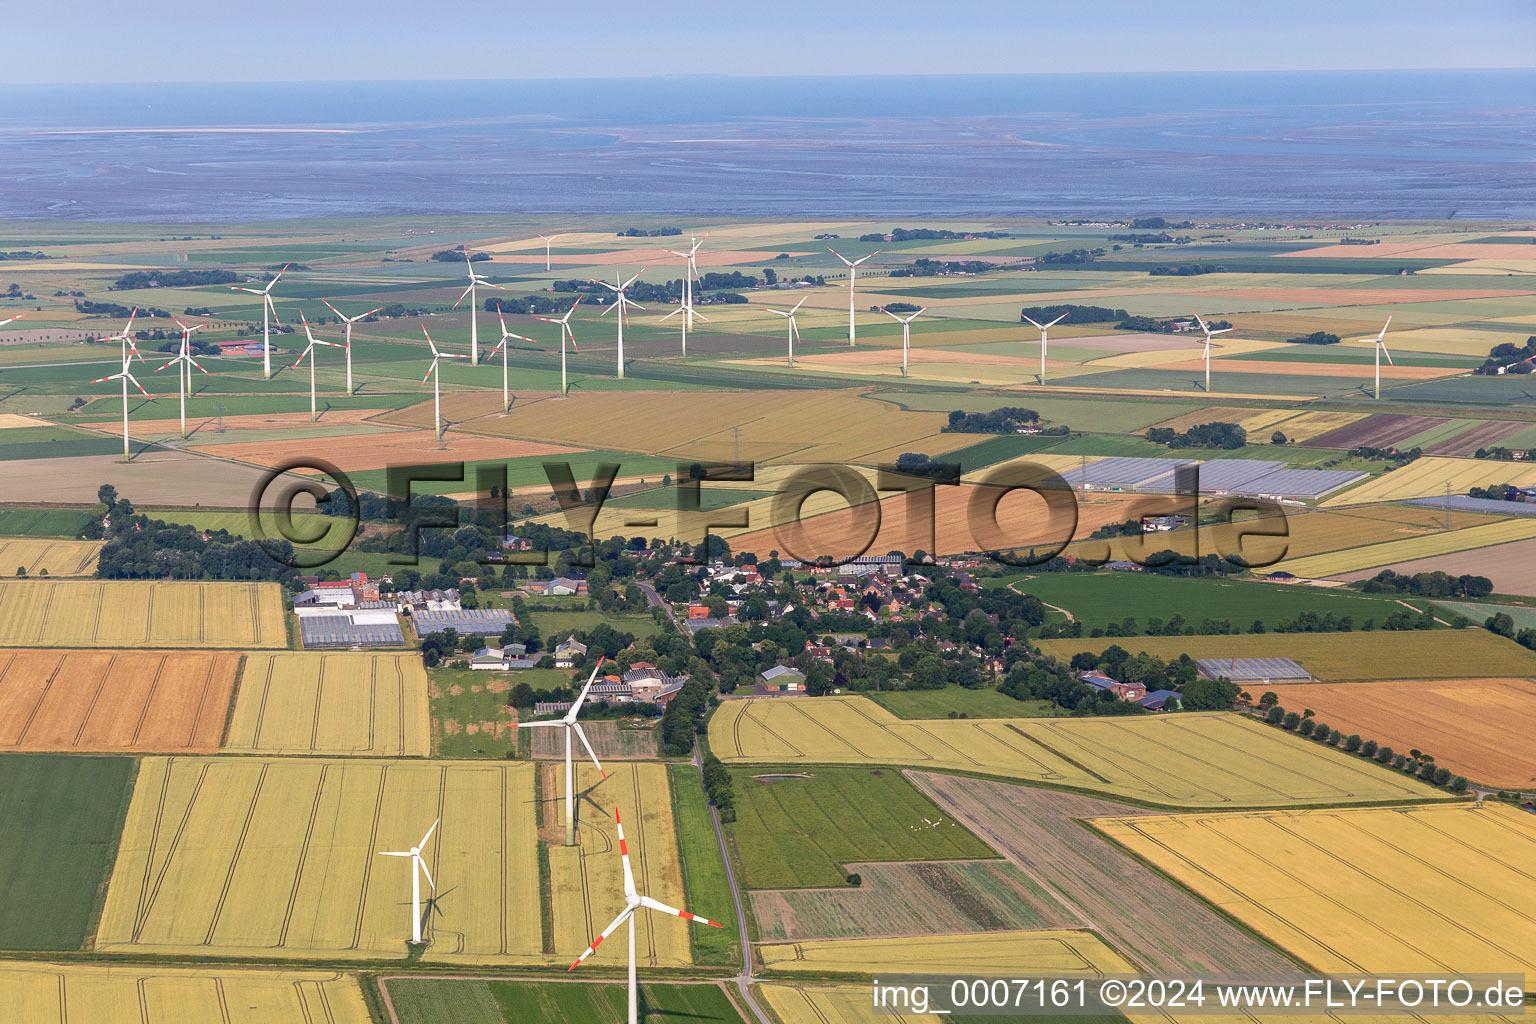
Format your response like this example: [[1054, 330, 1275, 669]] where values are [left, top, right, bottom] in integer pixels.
[[5, 0, 1532, 83]]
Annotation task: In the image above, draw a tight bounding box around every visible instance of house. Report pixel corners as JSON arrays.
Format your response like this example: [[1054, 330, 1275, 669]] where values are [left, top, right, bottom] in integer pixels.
[[554, 637, 587, 669], [759, 665, 807, 692], [624, 666, 688, 706], [1138, 689, 1182, 711], [1077, 670, 1147, 702], [687, 604, 712, 619], [532, 576, 587, 597], [1264, 571, 1299, 584], [472, 646, 516, 670]]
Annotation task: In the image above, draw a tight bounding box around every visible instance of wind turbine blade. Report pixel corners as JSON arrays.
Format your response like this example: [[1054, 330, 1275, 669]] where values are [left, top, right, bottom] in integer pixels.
[[625, 300, 646, 312], [853, 249, 882, 265], [322, 299, 344, 319], [692, 309, 709, 322], [377, 850, 413, 857], [566, 297, 582, 316], [1381, 342, 1394, 366], [89, 373, 120, 385], [572, 722, 606, 779], [881, 307, 900, 322], [452, 284, 474, 310], [568, 908, 633, 971], [1046, 313, 1068, 328], [127, 375, 151, 398], [1022, 315, 1043, 330], [421, 326, 438, 354], [152, 358, 178, 374], [421, 359, 438, 384], [790, 296, 808, 314], [265, 263, 290, 291], [419, 818, 439, 850], [516, 719, 565, 728], [570, 661, 602, 715], [360, 307, 383, 320], [826, 247, 853, 267], [660, 306, 682, 321], [615, 808, 637, 897], [639, 895, 723, 927], [414, 853, 435, 892]]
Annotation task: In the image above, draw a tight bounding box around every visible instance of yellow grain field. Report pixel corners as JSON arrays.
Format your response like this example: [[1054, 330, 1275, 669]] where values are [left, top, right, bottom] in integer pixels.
[[708, 698, 1438, 807], [95, 757, 545, 965], [224, 653, 431, 757], [546, 762, 697, 969], [0, 580, 286, 647], [1276, 518, 1536, 577], [758, 929, 1133, 976], [1322, 456, 1536, 506], [0, 538, 102, 575], [1092, 803, 1536, 975], [0, 962, 371, 1024]]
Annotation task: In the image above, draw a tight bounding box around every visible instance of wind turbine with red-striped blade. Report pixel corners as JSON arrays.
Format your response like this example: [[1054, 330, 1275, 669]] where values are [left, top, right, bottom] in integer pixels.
[[0, 313, 24, 329], [518, 660, 609, 846], [569, 808, 724, 1024], [534, 297, 581, 397], [152, 317, 211, 439], [89, 351, 154, 459], [321, 300, 382, 395], [92, 308, 146, 368], [488, 307, 538, 413]]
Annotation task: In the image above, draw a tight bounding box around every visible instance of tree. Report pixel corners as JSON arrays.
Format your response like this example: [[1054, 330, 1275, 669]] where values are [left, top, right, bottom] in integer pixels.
[[1375, 745, 1394, 764], [1282, 711, 1301, 730], [1344, 733, 1362, 752], [1449, 775, 1468, 794], [845, 872, 862, 887], [1297, 717, 1316, 737], [509, 683, 536, 709], [1258, 691, 1279, 708], [1265, 704, 1285, 725], [1271, 431, 1287, 445], [1360, 739, 1378, 758]]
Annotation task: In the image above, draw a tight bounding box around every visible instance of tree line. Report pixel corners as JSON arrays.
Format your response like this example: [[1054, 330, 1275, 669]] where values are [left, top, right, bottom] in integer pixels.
[[1260, 697, 1468, 793]]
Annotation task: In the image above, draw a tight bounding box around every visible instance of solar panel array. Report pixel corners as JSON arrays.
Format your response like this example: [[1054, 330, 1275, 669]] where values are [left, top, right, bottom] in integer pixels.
[[1195, 656, 1314, 682], [412, 608, 517, 636], [300, 614, 404, 649], [1055, 456, 1365, 500]]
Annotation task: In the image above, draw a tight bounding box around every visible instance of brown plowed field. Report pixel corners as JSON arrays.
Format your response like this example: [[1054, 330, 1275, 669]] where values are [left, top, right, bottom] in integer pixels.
[[1203, 287, 1535, 306], [1305, 414, 1448, 449], [0, 649, 238, 752], [196, 430, 587, 472], [1426, 420, 1527, 457], [1259, 678, 1536, 789]]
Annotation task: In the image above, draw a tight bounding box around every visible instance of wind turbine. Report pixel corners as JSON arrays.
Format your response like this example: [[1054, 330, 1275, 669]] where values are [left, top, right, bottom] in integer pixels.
[[321, 300, 382, 395], [1022, 311, 1068, 384], [518, 661, 608, 846], [534, 297, 581, 397], [765, 296, 807, 367], [0, 313, 24, 328], [420, 326, 469, 442], [91, 308, 146, 368], [488, 307, 537, 413], [89, 353, 154, 459], [661, 234, 709, 355], [881, 305, 928, 377], [537, 232, 561, 272], [377, 819, 439, 945], [591, 270, 646, 378], [228, 263, 289, 379], [827, 246, 881, 346], [569, 808, 723, 1024], [453, 250, 504, 363], [1191, 311, 1232, 392], [1355, 315, 1394, 400], [151, 317, 211, 439], [294, 313, 343, 422]]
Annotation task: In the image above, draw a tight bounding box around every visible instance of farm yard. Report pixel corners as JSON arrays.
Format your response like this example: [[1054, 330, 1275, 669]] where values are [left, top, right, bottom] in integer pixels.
[[708, 697, 1441, 807], [0, 580, 286, 647], [1092, 803, 1536, 976], [224, 652, 432, 757], [0, 649, 238, 752], [0, 537, 101, 575]]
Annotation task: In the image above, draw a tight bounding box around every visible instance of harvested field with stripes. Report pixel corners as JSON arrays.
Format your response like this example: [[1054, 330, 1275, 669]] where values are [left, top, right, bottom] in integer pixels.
[[1092, 803, 1536, 975], [0, 650, 237, 753], [0, 537, 101, 575], [545, 762, 697, 969], [95, 757, 546, 964], [0, 581, 286, 647], [1275, 517, 1536, 578], [1322, 455, 1536, 506], [1425, 420, 1527, 456], [1333, 536, 1536, 597], [0, 963, 372, 1024], [757, 929, 1133, 976], [224, 653, 431, 757], [708, 698, 1438, 807], [1305, 414, 1449, 449], [909, 772, 1302, 975], [1258, 679, 1536, 789]]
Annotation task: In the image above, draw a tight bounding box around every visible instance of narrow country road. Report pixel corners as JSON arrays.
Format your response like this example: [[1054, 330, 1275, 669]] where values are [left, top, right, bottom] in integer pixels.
[[693, 743, 769, 1024], [638, 581, 685, 631]]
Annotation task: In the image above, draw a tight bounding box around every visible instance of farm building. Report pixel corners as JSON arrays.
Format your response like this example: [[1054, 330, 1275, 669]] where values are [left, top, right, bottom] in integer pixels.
[[686, 616, 738, 634], [1195, 657, 1313, 684], [299, 614, 404, 649], [471, 644, 535, 670], [395, 588, 460, 611], [1138, 689, 1183, 711], [554, 637, 587, 668], [1076, 670, 1147, 702], [759, 666, 807, 692], [411, 607, 516, 637], [528, 576, 587, 597]]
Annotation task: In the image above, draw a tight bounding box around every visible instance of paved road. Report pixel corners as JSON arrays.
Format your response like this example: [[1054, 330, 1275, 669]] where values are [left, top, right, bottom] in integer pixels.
[[693, 743, 769, 1024], [638, 581, 685, 631]]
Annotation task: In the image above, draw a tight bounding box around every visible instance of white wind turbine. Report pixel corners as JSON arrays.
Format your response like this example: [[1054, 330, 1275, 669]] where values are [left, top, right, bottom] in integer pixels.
[[92, 308, 146, 368], [89, 353, 154, 459], [151, 317, 211, 439], [534, 297, 581, 397], [0, 313, 25, 329], [294, 313, 343, 422], [228, 263, 289, 379], [518, 661, 608, 846], [420, 326, 469, 442], [591, 270, 646, 378], [569, 808, 723, 1024], [881, 305, 928, 377], [1355, 315, 1394, 400], [1192, 311, 1233, 392], [452, 250, 505, 362], [321, 300, 382, 395], [1022, 311, 1068, 384], [661, 234, 709, 355], [827, 246, 881, 346], [377, 819, 439, 945], [537, 232, 562, 272], [488, 307, 538, 413], [764, 296, 807, 367]]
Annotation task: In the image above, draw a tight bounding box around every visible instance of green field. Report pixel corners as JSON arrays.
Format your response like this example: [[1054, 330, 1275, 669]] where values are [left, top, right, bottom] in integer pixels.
[[871, 390, 1200, 433], [1001, 572, 1414, 632], [528, 606, 661, 640], [0, 507, 94, 537], [385, 979, 747, 1024], [427, 666, 525, 758], [868, 684, 1067, 720], [0, 754, 136, 950], [727, 767, 996, 889], [668, 764, 740, 967]]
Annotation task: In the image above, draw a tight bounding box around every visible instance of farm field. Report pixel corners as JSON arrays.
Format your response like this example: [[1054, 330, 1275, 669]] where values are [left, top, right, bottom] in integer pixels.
[[911, 772, 1302, 975], [668, 764, 740, 967], [1258, 678, 1536, 789], [95, 757, 546, 964], [727, 766, 997, 889], [0, 649, 238, 752], [1035, 628, 1536, 681], [1323, 456, 1536, 506], [530, 718, 658, 759], [1274, 518, 1536, 578], [1, 451, 277, 505], [0, 580, 286, 647], [428, 666, 520, 758], [757, 928, 1134, 976], [0, 753, 135, 950], [1092, 803, 1536, 975], [709, 698, 1439, 807], [224, 652, 431, 757], [0, 963, 373, 1024], [383, 978, 748, 1024], [0, 537, 101, 575], [868, 684, 1068, 719], [192, 431, 588, 472], [0, 506, 95, 537], [1333, 536, 1536, 597]]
